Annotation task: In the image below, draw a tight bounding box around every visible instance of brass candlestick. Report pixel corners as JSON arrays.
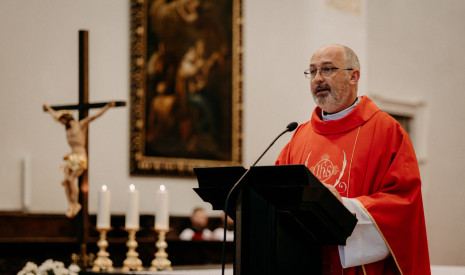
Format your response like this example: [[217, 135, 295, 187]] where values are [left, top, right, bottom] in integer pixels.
[[92, 228, 113, 272], [122, 227, 144, 272], [150, 229, 172, 271]]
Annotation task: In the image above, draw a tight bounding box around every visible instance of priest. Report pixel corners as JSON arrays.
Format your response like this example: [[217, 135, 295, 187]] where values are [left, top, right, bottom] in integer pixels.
[[276, 44, 430, 274]]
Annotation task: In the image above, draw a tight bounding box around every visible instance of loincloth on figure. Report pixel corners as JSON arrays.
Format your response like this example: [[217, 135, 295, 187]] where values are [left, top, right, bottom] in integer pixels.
[[61, 153, 88, 183]]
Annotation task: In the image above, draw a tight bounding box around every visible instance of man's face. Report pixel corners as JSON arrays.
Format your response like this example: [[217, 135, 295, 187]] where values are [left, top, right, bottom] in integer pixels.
[[59, 116, 72, 127], [191, 210, 208, 230], [58, 114, 74, 129], [309, 46, 356, 113]]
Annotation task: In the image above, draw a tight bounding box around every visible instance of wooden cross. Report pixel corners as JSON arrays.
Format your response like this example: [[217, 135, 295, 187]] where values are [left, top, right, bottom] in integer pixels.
[[44, 30, 125, 266]]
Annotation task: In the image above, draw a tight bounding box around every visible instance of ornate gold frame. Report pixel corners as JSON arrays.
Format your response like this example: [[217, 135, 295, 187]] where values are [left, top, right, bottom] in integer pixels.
[[129, 0, 242, 176]]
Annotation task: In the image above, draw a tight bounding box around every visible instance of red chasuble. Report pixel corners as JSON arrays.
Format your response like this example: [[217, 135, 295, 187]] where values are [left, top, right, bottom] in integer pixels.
[[276, 96, 430, 275]]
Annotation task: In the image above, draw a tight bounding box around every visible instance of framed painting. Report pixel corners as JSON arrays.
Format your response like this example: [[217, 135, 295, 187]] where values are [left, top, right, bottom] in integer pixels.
[[130, 0, 243, 176]]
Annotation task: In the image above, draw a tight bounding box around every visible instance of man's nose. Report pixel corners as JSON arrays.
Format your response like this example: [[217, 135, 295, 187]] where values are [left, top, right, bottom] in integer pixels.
[[313, 71, 325, 83]]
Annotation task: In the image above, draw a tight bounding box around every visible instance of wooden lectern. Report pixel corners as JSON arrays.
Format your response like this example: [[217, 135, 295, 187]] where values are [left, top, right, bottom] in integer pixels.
[[194, 164, 357, 275]]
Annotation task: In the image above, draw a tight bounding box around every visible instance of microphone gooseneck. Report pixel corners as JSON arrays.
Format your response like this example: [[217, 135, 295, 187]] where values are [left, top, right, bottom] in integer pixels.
[[220, 122, 298, 275], [252, 121, 298, 166]]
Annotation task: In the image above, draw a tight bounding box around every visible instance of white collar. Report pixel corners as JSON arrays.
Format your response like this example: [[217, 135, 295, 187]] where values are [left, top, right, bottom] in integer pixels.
[[322, 97, 361, 122]]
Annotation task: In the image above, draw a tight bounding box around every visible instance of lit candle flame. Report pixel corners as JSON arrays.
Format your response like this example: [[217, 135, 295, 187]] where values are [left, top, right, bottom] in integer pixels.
[[102, 185, 107, 191], [160, 185, 165, 191]]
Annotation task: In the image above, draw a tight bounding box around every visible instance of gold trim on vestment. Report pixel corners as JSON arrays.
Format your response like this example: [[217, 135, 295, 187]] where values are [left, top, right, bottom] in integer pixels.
[[356, 200, 403, 275], [346, 126, 361, 197]]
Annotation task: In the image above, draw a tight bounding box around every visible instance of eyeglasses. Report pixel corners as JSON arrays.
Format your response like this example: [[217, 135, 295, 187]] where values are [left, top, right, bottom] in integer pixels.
[[304, 67, 353, 79]]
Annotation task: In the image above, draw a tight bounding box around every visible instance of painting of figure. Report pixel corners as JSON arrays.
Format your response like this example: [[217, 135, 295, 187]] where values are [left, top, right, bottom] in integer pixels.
[[130, 0, 242, 176]]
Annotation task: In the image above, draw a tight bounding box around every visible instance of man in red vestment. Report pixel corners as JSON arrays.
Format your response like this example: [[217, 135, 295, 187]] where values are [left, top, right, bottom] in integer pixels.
[[276, 45, 430, 274]]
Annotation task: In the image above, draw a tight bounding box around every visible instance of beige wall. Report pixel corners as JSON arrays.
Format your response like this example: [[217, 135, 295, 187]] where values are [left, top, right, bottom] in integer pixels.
[[365, 0, 465, 266], [1, 0, 464, 266]]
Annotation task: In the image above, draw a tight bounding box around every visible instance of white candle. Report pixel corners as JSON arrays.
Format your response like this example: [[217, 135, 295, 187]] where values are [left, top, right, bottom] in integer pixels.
[[97, 185, 111, 229], [125, 184, 140, 229], [155, 185, 169, 230], [22, 154, 32, 211]]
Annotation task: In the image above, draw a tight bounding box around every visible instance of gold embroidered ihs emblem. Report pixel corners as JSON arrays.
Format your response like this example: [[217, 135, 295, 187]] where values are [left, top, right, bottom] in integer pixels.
[[310, 154, 340, 183]]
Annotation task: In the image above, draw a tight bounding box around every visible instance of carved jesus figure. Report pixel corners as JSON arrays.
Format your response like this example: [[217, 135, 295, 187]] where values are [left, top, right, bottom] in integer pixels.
[[43, 102, 115, 218]]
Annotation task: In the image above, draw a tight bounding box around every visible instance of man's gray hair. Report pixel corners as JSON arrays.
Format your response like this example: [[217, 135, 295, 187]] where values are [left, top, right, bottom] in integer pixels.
[[341, 45, 360, 70]]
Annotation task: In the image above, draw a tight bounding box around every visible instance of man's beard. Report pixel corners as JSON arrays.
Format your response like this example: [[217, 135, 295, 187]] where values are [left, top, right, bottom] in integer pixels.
[[312, 82, 351, 113]]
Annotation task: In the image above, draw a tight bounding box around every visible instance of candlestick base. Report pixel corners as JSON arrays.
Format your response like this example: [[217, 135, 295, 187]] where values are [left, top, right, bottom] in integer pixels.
[[149, 229, 172, 271], [122, 227, 144, 272], [92, 228, 114, 272], [71, 249, 94, 270]]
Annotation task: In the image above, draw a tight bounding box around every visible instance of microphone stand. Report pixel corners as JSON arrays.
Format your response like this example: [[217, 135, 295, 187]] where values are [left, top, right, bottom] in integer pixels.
[[220, 122, 298, 275]]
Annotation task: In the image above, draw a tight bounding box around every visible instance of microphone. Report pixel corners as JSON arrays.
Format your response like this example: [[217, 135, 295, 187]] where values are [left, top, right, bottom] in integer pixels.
[[221, 122, 298, 275], [287, 121, 298, 132]]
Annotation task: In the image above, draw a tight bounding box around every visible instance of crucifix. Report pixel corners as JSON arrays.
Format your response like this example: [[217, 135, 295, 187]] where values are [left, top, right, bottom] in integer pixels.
[[43, 30, 125, 267]]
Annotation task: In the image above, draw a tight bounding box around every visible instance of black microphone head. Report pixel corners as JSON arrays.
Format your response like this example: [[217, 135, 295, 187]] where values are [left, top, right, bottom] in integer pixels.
[[286, 122, 298, 132]]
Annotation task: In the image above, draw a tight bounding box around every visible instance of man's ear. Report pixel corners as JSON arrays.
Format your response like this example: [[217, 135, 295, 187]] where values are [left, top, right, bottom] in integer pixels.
[[350, 70, 360, 84]]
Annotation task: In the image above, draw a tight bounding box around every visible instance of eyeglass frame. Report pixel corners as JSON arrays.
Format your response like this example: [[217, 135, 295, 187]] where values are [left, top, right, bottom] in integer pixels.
[[304, 67, 354, 79]]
